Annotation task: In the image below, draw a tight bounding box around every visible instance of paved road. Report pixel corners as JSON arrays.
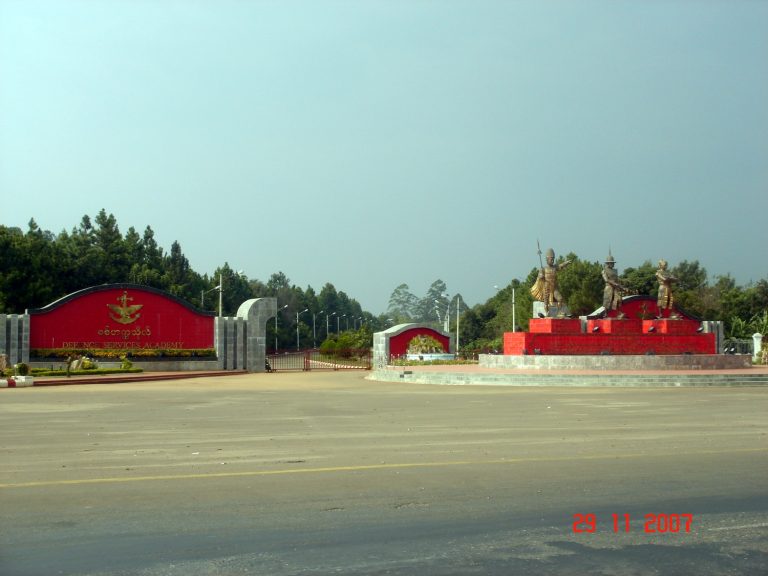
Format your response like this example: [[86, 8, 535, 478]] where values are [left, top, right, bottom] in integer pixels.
[[1, 372, 767, 575]]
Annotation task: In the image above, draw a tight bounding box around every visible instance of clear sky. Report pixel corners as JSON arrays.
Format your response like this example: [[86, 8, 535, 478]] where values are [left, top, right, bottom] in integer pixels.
[[1, 0, 766, 314]]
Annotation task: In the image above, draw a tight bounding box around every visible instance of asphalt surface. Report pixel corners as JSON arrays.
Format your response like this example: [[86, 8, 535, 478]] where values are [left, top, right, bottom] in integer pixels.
[[1, 371, 767, 575]]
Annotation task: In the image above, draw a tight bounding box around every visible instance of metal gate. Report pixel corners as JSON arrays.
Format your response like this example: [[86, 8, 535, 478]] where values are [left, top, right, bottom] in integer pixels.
[[722, 338, 753, 355], [266, 349, 372, 372]]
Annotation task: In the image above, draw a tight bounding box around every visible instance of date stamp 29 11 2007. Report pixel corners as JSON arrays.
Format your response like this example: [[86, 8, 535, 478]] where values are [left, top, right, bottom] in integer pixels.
[[573, 513, 693, 534]]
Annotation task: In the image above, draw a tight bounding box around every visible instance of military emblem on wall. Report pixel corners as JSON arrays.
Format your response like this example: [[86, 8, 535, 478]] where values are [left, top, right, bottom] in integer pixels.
[[107, 291, 143, 325]]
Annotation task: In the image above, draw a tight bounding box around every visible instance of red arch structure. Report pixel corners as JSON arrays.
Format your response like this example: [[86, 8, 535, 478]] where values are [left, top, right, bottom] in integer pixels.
[[383, 324, 452, 359]]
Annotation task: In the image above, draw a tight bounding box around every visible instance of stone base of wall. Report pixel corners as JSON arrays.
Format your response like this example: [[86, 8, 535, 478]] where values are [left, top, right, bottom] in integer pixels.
[[30, 360, 222, 371], [130, 360, 222, 371]]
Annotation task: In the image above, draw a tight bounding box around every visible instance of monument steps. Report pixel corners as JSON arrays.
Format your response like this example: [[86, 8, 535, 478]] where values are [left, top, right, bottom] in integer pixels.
[[369, 369, 768, 388]]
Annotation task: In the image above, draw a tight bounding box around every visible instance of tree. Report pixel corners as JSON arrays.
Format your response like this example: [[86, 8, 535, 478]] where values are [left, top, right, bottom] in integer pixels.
[[94, 209, 130, 282], [62, 215, 101, 290], [415, 279, 448, 323], [621, 261, 657, 297], [556, 254, 603, 316], [213, 263, 253, 316], [387, 283, 417, 322], [266, 271, 291, 294], [163, 241, 192, 297], [124, 227, 144, 267], [0, 226, 30, 312]]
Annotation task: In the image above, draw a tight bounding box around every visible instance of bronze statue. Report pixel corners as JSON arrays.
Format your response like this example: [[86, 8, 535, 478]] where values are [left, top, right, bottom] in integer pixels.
[[530, 246, 571, 315], [655, 259, 678, 318], [601, 250, 628, 318]]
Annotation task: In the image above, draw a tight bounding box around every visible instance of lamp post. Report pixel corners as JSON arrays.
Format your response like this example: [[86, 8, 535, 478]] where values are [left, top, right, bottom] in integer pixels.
[[328, 312, 336, 338], [217, 269, 245, 317], [275, 304, 288, 352], [218, 273, 223, 317], [435, 294, 450, 332], [455, 295, 461, 357], [313, 310, 324, 348], [512, 288, 516, 333], [338, 314, 346, 333], [296, 308, 308, 350], [494, 284, 516, 333], [201, 284, 219, 311]]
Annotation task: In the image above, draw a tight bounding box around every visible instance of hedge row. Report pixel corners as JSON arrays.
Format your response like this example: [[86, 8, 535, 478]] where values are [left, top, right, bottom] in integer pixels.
[[31, 348, 216, 359]]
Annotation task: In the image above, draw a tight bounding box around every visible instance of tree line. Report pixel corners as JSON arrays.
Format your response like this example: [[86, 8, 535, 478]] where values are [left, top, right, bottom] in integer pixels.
[[2, 214, 766, 355], [0, 211, 372, 351]]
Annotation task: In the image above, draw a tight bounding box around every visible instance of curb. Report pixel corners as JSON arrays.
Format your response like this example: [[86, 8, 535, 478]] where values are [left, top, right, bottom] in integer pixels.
[[0, 376, 35, 388], [1, 371, 246, 388]]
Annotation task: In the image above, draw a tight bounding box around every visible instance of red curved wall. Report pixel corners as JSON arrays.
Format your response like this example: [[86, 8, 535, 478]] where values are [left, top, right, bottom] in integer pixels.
[[389, 328, 450, 357], [30, 287, 214, 350]]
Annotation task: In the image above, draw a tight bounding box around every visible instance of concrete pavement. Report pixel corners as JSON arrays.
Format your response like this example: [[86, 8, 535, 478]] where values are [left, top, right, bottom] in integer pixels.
[[1, 371, 767, 575]]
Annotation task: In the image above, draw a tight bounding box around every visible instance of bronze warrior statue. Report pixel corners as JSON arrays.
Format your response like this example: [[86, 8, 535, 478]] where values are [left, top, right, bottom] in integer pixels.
[[530, 246, 572, 314], [601, 250, 628, 318], [655, 259, 679, 318]]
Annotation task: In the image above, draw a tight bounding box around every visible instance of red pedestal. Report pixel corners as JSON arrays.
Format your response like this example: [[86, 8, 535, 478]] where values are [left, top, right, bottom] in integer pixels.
[[529, 318, 582, 334], [503, 332, 715, 356], [642, 319, 701, 335], [504, 315, 714, 356], [586, 319, 642, 334]]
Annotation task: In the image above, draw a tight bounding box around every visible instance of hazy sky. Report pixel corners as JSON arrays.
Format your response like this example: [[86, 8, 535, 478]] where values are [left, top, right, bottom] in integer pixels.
[[1, 0, 766, 314]]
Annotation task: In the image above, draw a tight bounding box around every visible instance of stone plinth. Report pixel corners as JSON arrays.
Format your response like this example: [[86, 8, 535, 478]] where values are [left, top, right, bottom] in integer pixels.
[[479, 354, 753, 371]]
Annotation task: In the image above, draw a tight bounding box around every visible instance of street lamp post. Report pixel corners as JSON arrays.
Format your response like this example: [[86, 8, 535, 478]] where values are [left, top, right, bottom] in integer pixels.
[[494, 284, 516, 333], [296, 308, 308, 350], [313, 310, 324, 348], [201, 284, 219, 311], [338, 314, 346, 333], [512, 288, 516, 333], [218, 273, 223, 318], [275, 304, 288, 352], [435, 295, 450, 332], [217, 269, 245, 317], [328, 312, 336, 338], [455, 295, 461, 357]]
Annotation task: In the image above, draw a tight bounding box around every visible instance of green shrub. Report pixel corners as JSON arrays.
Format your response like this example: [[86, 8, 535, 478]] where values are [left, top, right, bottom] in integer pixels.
[[407, 335, 445, 354], [81, 358, 98, 370], [319, 339, 337, 355], [14, 363, 30, 376]]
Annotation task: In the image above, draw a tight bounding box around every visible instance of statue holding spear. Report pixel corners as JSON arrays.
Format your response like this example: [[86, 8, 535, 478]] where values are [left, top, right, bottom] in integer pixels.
[[530, 241, 572, 317]]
